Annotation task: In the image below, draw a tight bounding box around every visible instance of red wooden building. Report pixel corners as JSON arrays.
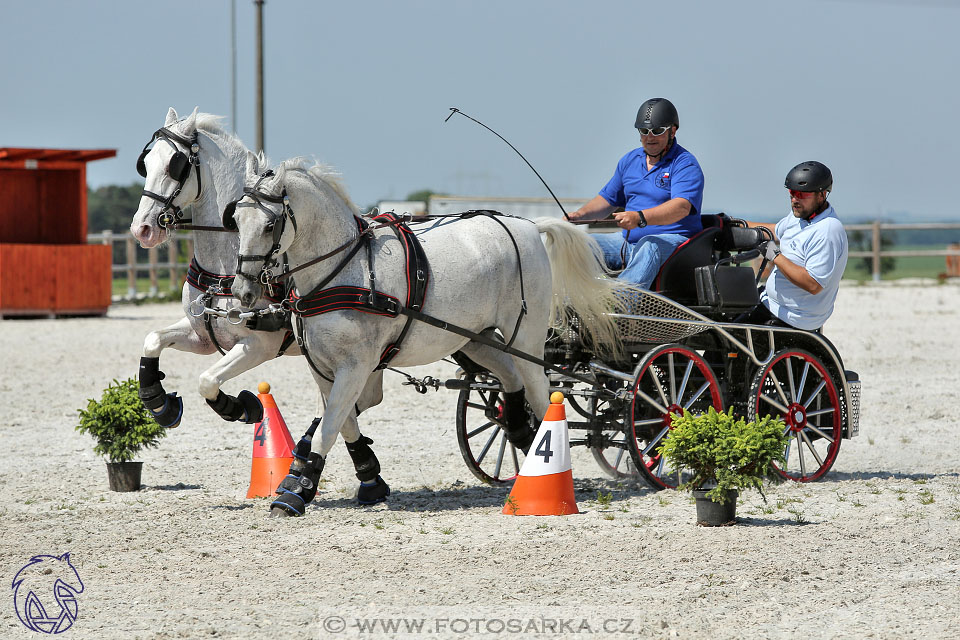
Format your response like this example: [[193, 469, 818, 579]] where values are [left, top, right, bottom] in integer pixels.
[[0, 147, 117, 316]]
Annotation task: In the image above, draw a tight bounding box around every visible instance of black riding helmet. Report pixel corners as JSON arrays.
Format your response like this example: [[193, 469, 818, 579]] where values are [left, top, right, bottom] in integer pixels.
[[634, 98, 679, 131], [785, 161, 833, 193]]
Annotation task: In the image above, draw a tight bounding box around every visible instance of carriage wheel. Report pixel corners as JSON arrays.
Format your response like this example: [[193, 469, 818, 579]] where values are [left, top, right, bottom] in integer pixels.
[[571, 391, 638, 481], [455, 378, 528, 485], [747, 348, 841, 482], [626, 344, 723, 490]]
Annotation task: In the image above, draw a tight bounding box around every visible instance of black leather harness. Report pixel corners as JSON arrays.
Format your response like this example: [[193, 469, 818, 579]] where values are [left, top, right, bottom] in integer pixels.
[[290, 212, 429, 379], [186, 257, 295, 356]]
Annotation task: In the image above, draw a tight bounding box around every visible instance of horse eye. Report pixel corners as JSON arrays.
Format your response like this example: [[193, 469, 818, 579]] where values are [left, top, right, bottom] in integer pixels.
[[264, 222, 275, 232]]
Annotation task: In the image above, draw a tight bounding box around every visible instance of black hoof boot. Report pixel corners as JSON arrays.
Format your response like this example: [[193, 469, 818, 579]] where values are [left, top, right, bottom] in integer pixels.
[[502, 389, 535, 454], [288, 418, 321, 475], [206, 390, 264, 423], [269, 452, 324, 517], [357, 476, 391, 505], [138, 357, 184, 428]]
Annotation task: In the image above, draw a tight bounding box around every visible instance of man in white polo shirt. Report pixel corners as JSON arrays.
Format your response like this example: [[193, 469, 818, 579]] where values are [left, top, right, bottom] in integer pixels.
[[740, 161, 848, 331]]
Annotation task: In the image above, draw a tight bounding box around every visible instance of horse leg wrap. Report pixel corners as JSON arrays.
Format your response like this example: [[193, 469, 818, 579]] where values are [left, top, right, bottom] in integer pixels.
[[286, 417, 321, 477], [345, 435, 381, 482], [502, 389, 535, 453], [270, 452, 325, 516], [357, 475, 391, 506], [206, 390, 264, 424], [138, 357, 183, 429]]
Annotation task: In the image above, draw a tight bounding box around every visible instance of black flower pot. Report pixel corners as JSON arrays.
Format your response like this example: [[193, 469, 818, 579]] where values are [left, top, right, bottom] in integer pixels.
[[106, 462, 143, 492], [693, 489, 738, 526]]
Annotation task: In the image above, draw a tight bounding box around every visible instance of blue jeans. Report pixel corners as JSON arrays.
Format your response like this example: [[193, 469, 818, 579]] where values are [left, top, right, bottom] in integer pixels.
[[591, 232, 688, 289]]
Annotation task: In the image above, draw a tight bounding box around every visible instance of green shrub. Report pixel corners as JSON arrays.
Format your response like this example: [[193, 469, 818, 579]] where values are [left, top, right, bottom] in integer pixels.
[[76, 378, 167, 462], [657, 407, 788, 502]]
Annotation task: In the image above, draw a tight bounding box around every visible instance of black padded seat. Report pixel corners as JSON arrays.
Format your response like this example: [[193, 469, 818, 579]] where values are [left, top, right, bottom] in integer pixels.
[[653, 227, 721, 304]]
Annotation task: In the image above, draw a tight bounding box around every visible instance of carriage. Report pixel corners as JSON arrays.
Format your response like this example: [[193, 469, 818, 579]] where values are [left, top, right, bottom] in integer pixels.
[[132, 111, 860, 513], [449, 213, 861, 489]]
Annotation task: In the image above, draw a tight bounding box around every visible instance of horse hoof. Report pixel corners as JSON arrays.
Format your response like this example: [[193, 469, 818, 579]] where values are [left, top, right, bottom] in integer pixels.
[[357, 476, 390, 505], [269, 506, 294, 518]]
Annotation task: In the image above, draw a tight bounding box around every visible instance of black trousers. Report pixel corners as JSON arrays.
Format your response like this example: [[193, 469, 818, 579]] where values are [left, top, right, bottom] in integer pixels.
[[735, 303, 823, 333], [736, 303, 795, 328]]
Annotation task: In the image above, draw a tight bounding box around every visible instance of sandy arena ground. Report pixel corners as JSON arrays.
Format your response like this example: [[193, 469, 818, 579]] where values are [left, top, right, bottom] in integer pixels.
[[1, 282, 959, 639]]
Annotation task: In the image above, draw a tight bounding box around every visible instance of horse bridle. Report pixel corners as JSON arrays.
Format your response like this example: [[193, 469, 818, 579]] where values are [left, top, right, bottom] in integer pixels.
[[225, 171, 298, 286], [137, 126, 202, 229]]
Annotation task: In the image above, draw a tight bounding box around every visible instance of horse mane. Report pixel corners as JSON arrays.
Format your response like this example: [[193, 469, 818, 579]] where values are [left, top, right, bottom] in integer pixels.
[[171, 112, 267, 174], [276, 157, 358, 212]]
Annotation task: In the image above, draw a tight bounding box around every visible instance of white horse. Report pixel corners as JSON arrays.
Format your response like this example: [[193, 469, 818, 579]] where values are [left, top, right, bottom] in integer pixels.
[[129, 108, 384, 472], [229, 158, 635, 517]]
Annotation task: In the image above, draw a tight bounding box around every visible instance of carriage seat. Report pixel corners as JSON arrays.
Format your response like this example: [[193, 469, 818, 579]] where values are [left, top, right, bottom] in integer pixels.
[[652, 215, 725, 305], [653, 213, 761, 313]]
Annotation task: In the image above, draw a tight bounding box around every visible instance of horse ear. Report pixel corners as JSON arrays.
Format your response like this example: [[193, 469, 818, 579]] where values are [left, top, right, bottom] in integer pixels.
[[165, 107, 179, 126], [245, 152, 259, 178], [182, 107, 199, 133]]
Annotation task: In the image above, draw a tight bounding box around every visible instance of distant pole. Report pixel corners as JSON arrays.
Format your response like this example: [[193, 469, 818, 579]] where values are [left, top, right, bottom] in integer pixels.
[[254, 0, 265, 154], [231, 0, 237, 132]]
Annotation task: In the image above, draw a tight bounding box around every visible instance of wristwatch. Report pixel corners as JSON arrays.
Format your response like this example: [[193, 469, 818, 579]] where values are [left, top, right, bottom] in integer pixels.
[[637, 210, 648, 228]]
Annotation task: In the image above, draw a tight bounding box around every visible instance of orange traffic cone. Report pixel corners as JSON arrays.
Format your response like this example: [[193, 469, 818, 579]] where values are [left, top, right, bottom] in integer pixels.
[[502, 392, 579, 516], [245, 382, 296, 498]]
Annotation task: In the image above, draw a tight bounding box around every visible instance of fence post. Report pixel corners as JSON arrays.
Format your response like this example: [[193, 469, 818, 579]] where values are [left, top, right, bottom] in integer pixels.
[[871, 220, 881, 282], [126, 237, 137, 299], [169, 240, 179, 292], [148, 246, 159, 296]]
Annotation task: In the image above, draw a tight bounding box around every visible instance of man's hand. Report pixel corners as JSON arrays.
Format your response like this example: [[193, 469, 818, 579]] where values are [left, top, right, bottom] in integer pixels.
[[761, 240, 781, 262], [613, 210, 641, 230]]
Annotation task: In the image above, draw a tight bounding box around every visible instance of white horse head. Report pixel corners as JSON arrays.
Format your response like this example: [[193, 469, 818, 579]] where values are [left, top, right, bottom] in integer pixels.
[[130, 106, 263, 250], [231, 157, 358, 308]]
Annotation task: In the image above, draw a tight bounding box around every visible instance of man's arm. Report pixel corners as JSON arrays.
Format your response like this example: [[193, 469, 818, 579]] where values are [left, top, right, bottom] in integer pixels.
[[612, 197, 692, 230], [567, 195, 617, 222], [769, 252, 824, 294]]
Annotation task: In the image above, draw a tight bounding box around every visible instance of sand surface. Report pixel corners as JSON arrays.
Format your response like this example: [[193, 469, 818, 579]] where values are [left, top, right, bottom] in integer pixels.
[[2, 282, 959, 639]]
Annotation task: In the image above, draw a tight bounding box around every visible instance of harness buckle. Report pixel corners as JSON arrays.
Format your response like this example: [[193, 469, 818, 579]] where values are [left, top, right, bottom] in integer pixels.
[[366, 291, 400, 317], [416, 269, 425, 283]]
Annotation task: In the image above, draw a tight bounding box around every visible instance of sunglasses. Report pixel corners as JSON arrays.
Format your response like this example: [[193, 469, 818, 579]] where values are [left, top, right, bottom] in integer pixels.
[[788, 189, 816, 199], [638, 126, 670, 136]]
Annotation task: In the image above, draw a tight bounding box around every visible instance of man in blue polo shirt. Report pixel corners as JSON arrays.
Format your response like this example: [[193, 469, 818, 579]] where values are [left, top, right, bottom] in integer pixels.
[[741, 161, 848, 331], [567, 97, 705, 288]]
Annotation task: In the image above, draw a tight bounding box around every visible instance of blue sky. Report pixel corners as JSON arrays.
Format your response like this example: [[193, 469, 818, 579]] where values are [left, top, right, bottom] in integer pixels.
[[1, 0, 957, 220]]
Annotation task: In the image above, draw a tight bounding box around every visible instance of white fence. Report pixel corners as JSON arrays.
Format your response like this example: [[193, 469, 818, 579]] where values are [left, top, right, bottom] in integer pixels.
[[89, 220, 960, 299]]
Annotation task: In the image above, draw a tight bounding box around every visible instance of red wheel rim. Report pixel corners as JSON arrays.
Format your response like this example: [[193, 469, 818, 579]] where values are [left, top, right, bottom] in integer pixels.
[[753, 350, 841, 482]]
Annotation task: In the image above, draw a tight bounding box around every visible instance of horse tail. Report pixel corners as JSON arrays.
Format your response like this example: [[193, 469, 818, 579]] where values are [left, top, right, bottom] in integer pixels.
[[534, 217, 637, 357]]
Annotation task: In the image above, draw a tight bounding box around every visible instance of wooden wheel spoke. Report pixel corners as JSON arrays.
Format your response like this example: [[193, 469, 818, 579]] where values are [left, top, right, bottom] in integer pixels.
[[492, 434, 508, 479], [804, 423, 835, 443], [475, 426, 502, 464], [642, 426, 671, 456], [677, 359, 694, 405], [760, 393, 790, 415], [767, 369, 791, 408], [467, 421, 497, 439], [647, 366, 670, 407], [682, 381, 711, 410], [803, 379, 828, 409], [800, 430, 825, 467]]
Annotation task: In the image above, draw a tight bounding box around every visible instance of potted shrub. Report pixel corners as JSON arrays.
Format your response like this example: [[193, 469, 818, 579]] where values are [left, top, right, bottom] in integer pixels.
[[76, 377, 168, 492], [657, 407, 788, 526]]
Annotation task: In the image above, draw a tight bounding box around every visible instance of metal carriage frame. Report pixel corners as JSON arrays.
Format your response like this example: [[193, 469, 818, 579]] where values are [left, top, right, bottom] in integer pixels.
[[451, 220, 861, 491]]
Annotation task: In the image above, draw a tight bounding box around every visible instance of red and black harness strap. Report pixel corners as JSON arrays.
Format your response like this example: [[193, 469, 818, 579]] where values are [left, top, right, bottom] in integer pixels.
[[186, 257, 295, 356], [187, 257, 235, 296], [289, 212, 430, 380]]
